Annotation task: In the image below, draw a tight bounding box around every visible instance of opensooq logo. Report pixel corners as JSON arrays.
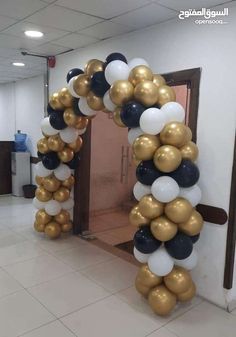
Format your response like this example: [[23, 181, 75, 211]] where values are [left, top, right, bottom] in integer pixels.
[[178, 8, 228, 25]]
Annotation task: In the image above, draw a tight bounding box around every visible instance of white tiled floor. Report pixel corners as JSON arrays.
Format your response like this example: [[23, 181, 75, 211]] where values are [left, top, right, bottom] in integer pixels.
[[0, 195, 236, 337]]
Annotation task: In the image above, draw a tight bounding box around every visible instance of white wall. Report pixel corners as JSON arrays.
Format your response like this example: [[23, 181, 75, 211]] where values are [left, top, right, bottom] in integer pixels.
[[0, 82, 15, 141], [50, 2, 236, 309]]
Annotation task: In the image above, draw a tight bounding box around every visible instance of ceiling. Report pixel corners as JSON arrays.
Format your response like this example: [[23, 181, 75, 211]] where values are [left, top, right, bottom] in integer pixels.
[[0, 0, 233, 83]]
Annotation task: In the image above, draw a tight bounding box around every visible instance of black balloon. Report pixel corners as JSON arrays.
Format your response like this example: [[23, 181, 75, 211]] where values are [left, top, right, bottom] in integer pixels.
[[134, 225, 161, 254], [136, 160, 162, 185], [49, 111, 67, 130], [47, 103, 64, 116], [66, 155, 80, 169], [120, 101, 145, 127], [165, 232, 193, 260], [72, 98, 86, 117], [66, 68, 84, 83], [190, 233, 200, 244], [42, 152, 60, 170], [37, 151, 43, 159], [90, 71, 110, 97], [106, 52, 127, 64], [169, 159, 200, 187]]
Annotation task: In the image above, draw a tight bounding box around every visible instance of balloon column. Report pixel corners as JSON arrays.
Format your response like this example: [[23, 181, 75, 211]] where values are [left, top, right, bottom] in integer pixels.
[[34, 52, 203, 315]]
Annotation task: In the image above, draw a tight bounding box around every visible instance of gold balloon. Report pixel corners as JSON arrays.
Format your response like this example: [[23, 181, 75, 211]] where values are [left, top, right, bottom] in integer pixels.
[[177, 282, 196, 302], [164, 266, 192, 294], [87, 91, 105, 111], [58, 87, 73, 107], [73, 74, 91, 96], [35, 209, 52, 226], [35, 175, 44, 186], [160, 122, 192, 148], [157, 85, 176, 106], [165, 197, 193, 223], [132, 153, 142, 167], [134, 80, 158, 107], [129, 205, 149, 227], [151, 216, 178, 242], [180, 141, 199, 161], [54, 209, 70, 225], [37, 138, 49, 154], [34, 221, 46, 233], [135, 277, 151, 297], [137, 264, 162, 288], [154, 145, 182, 173], [133, 134, 160, 161], [47, 134, 65, 152], [43, 175, 61, 192], [45, 221, 61, 239], [138, 195, 164, 219], [109, 80, 134, 106], [85, 59, 104, 77], [62, 175, 75, 189], [35, 187, 52, 202], [153, 74, 166, 88], [113, 107, 126, 127], [68, 137, 83, 152], [58, 147, 74, 163], [128, 65, 153, 86], [61, 222, 73, 233], [148, 285, 177, 316], [49, 92, 65, 110], [74, 116, 89, 130], [63, 108, 78, 126], [53, 186, 70, 202], [178, 210, 203, 236]]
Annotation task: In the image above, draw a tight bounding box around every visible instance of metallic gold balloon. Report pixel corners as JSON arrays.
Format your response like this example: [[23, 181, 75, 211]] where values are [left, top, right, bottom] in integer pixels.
[[53, 186, 70, 202], [128, 65, 153, 86], [134, 80, 158, 107], [85, 59, 104, 77], [129, 205, 149, 227], [73, 74, 91, 96], [180, 141, 199, 161], [49, 92, 65, 110], [58, 87, 73, 107], [151, 216, 178, 242], [137, 264, 163, 288], [177, 282, 196, 302], [43, 175, 61, 192], [58, 147, 74, 163], [35, 209, 52, 226], [63, 108, 78, 126], [34, 221, 46, 233], [47, 134, 65, 152], [61, 222, 73, 233], [160, 122, 192, 148], [165, 197, 193, 223], [157, 85, 176, 106], [148, 285, 177, 316], [164, 266, 192, 294], [68, 137, 83, 152], [113, 107, 126, 127], [74, 117, 89, 130], [109, 80, 134, 106], [37, 138, 49, 154], [153, 74, 166, 88], [62, 175, 75, 189], [178, 210, 203, 236], [54, 209, 70, 225], [35, 175, 44, 186], [132, 153, 142, 167], [135, 276, 151, 297], [87, 91, 105, 111], [154, 145, 182, 173], [35, 187, 52, 202], [45, 221, 61, 239], [133, 134, 160, 161], [138, 195, 164, 219]]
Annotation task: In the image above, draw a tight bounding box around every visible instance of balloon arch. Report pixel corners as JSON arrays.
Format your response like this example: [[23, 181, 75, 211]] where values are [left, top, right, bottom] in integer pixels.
[[33, 53, 203, 316]]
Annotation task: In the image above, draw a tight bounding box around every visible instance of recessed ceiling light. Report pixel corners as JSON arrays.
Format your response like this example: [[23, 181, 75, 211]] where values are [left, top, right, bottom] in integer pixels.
[[12, 62, 25, 67], [24, 30, 44, 38]]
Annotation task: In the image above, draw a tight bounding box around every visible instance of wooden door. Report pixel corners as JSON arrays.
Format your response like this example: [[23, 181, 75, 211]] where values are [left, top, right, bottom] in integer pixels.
[[0, 141, 14, 195]]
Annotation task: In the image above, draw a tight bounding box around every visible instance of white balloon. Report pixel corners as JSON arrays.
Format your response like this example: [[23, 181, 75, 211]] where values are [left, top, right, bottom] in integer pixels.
[[148, 247, 174, 276], [68, 77, 80, 98], [54, 164, 71, 181], [45, 200, 61, 216], [161, 102, 185, 123], [174, 249, 198, 270], [60, 127, 79, 143], [61, 198, 74, 210], [35, 162, 53, 178], [103, 90, 116, 111], [128, 127, 144, 145], [78, 97, 97, 117], [140, 108, 166, 135], [133, 181, 151, 201], [41, 117, 58, 136], [128, 58, 149, 70], [151, 176, 180, 203], [32, 197, 47, 210], [105, 60, 130, 84], [77, 128, 87, 135], [179, 184, 202, 207], [133, 247, 151, 263]]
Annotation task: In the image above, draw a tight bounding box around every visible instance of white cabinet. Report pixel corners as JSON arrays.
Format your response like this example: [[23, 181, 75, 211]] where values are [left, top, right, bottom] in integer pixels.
[[11, 152, 30, 197]]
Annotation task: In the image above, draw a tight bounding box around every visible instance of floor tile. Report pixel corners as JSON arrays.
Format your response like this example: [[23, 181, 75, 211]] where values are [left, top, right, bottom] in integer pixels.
[[29, 271, 110, 318], [0, 290, 54, 337], [0, 228, 26, 248], [4, 254, 73, 288], [0, 268, 23, 298], [37, 235, 87, 254], [147, 327, 178, 337], [19, 320, 75, 337]]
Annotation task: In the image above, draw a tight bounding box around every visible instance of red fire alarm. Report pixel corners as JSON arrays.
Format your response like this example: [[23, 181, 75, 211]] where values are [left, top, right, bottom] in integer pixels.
[[48, 56, 56, 68]]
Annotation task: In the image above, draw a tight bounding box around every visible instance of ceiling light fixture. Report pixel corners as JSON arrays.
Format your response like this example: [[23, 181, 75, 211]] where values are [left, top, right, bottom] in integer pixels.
[[24, 30, 44, 38], [12, 62, 25, 67]]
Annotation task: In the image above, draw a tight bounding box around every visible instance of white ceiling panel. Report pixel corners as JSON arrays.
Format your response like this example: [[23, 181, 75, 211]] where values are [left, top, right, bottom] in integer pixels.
[[80, 21, 134, 40], [29, 42, 70, 55], [54, 33, 99, 49], [0, 15, 17, 31], [0, 0, 48, 20], [155, 0, 232, 11], [0, 34, 40, 50]]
